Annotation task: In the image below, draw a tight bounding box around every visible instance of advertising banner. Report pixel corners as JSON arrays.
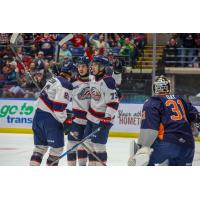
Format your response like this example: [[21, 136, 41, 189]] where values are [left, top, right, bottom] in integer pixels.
[[0, 99, 200, 137], [0, 99, 36, 128]]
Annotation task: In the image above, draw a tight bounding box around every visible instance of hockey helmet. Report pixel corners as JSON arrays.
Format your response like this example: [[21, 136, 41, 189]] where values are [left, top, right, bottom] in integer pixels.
[[61, 61, 76, 74], [153, 75, 171, 95], [76, 56, 90, 67], [91, 55, 109, 69]]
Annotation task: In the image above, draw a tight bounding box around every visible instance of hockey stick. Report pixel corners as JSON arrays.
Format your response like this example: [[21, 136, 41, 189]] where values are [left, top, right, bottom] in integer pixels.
[[55, 34, 74, 63], [10, 33, 41, 91], [70, 132, 107, 166], [50, 127, 101, 166]]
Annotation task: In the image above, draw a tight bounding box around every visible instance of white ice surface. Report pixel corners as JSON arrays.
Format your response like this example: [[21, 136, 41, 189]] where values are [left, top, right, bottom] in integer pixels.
[[0, 133, 200, 166]]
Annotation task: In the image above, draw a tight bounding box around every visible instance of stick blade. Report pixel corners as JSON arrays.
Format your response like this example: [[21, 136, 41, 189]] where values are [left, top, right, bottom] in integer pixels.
[[58, 34, 73, 46], [10, 33, 20, 44]]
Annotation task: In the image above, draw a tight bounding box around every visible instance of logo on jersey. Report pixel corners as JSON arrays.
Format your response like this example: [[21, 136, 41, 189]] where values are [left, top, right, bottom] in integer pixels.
[[77, 87, 91, 100], [91, 87, 101, 101]]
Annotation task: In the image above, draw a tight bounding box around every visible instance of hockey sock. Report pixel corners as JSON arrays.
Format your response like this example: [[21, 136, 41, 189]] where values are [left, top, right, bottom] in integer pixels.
[[88, 152, 97, 166], [95, 152, 107, 166], [78, 148, 88, 166], [46, 155, 60, 166], [67, 152, 77, 166], [30, 152, 43, 166]]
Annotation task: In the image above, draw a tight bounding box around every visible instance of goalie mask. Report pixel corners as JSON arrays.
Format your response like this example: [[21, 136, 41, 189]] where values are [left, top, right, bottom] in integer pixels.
[[153, 75, 171, 95]]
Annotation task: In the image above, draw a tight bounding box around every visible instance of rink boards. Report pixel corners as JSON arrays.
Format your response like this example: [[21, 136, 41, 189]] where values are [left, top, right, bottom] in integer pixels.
[[0, 98, 200, 141]]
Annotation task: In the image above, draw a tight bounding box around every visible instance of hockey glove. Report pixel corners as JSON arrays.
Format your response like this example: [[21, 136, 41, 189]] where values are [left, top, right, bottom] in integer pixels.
[[128, 146, 151, 166], [99, 117, 112, 130]]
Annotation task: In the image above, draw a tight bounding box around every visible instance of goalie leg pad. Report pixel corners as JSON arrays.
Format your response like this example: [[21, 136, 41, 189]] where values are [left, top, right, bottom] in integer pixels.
[[46, 147, 63, 166], [30, 145, 48, 166]]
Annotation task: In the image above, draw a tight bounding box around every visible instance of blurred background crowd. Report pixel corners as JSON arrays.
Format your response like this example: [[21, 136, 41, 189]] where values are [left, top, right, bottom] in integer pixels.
[[1, 33, 200, 102]]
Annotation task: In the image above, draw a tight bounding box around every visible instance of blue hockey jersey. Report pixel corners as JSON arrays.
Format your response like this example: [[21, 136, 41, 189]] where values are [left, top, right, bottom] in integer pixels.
[[140, 95, 198, 147]]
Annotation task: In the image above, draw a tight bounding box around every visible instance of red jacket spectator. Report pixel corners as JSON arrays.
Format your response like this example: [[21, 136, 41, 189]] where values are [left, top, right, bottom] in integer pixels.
[[85, 46, 95, 61], [70, 34, 86, 47]]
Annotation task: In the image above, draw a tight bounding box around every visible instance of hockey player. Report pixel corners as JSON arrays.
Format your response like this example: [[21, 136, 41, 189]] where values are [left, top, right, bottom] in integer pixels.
[[128, 75, 200, 166], [84, 55, 120, 166], [67, 56, 91, 166], [30, 61, 75, 166]]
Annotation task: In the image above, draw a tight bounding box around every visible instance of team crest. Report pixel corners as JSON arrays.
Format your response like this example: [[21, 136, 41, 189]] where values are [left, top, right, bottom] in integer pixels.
[[91, 87, 101, 101], [77, 87, 91, 100]]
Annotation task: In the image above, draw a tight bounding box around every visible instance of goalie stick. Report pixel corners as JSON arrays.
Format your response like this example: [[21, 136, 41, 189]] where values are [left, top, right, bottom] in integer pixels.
[[50, 127, 101, 166]]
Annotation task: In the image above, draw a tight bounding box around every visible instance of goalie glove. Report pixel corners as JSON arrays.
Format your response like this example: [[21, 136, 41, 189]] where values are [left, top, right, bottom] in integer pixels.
[[128, 146, 151, 166]]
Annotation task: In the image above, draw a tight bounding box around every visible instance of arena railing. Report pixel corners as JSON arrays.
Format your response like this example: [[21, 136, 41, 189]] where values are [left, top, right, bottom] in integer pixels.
[[163, 47, 200, 67]]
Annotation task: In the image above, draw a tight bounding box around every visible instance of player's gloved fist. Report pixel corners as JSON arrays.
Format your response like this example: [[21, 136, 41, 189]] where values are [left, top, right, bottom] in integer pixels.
[[99, 117, 112, 130], [128, 147, 151, 166], [62, 118, 73, 131]]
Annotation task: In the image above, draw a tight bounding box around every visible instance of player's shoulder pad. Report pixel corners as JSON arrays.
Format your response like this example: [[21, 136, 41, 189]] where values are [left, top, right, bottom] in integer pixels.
[[57, 76, 73, 90], [103, 76, 116, 90]]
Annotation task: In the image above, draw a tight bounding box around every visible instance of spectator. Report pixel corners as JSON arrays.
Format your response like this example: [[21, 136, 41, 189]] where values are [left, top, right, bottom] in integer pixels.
[[120, 37, 135, 65], [114, 33, 124, 47], [35, 33, 56, 60], [2, 61, 17, 84], [28, 62, 37, 75], [89, 33, 109, 55], [180, 33, 197, 66], [107, 34, 116, 48], [15, 47, 32, 74], [192, 50, 200, 68], [33, 51, 45, 70], [70, 34, 86, 47], [59, 43, 72, 62], [29, 44, 38, 58], [163, 38, 178, 67], [0, 33, 10, 51], [120, 37, 134, 56], [22, 33, 34, 55], [0, 46, 13, 59], [132, 33, 145, 49]]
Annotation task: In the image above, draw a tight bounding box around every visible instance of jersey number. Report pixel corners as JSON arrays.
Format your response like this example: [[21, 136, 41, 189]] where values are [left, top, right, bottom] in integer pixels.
[[165, 100, 187, 121], [110, 92, 118, 100]]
